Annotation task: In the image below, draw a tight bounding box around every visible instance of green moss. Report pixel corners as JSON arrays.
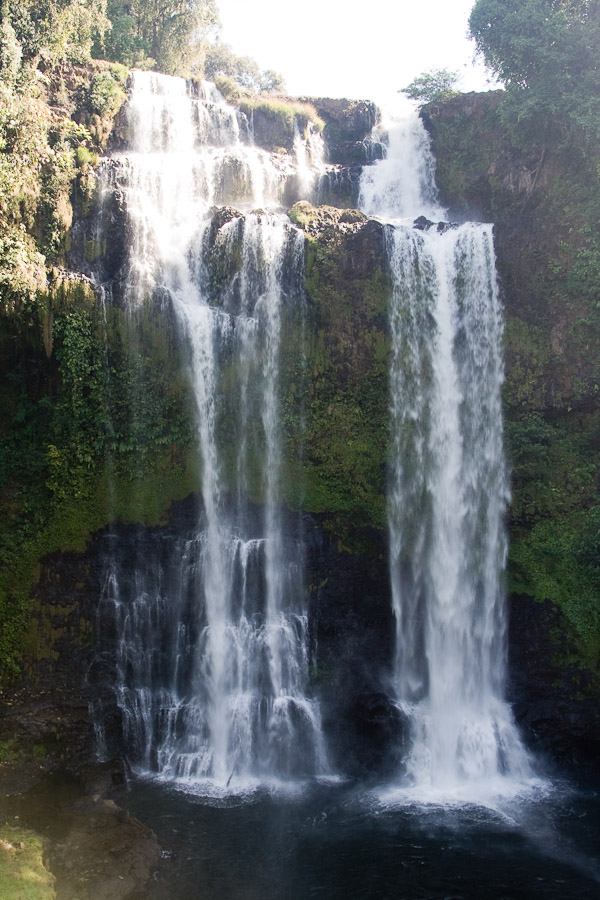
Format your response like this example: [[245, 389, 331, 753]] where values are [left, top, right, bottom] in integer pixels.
[[280, 224, 391, 545], [83, 238, 106, 264], [0, 825, 55, 900], [425, 91, 600, 685], [503, 315, 553, 408], [0, 287, 197, 686], [505, 408, 600, 673]]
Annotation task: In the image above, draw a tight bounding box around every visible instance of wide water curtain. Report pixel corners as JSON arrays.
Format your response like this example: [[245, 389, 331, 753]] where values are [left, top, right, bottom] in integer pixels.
[[97, 72, 327, 787], [364, 106, 530, 789]]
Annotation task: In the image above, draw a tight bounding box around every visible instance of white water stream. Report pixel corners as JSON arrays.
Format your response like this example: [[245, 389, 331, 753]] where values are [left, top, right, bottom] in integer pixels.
[[360, 106, 531, 794], [98, 72, 327, 789], [94, 76, 531, 797]]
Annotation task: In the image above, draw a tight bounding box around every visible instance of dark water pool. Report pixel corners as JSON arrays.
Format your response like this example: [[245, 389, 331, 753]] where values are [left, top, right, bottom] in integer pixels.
[[123, 775, 600, 900]]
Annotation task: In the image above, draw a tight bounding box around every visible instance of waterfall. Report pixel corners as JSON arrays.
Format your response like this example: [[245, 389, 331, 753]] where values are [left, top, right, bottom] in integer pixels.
[[362, 107, 530, 791], [96, 71, 327, 789]]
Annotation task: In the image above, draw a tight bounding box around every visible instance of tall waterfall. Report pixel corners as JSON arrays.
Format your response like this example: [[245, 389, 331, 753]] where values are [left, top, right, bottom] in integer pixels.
[[361, 107, 530, 791], [96, 72, 327, 788]]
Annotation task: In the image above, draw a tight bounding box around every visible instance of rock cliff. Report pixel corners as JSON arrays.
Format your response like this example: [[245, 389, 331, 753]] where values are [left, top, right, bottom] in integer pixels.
[[1, 79, 599, 789]]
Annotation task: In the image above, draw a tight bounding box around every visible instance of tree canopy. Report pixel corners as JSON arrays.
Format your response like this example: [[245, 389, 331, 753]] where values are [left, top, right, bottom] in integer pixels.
[[203, 42, 285, 93], [400, 68, 459, 105], [2, 0, 109, 69], [469, 0, 600, 146], [100, 0, 219, 74]]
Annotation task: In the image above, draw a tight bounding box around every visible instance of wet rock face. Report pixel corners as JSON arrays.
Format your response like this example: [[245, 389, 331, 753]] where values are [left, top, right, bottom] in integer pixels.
[[1, 503, 402, 782], [307, 97, 383, 166], [315, 165, 363, 209], [325, 138, 384, 166], [0, 546, 113, 781], [247, 105, 296, 152], [507, 595, 600, 773], [68, 158, 129, 298], [305, 522, 403, 778], [309, 97, 380, 143]]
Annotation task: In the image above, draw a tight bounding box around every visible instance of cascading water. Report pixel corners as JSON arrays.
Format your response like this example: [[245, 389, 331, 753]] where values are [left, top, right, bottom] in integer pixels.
[[95, 71, 327, 788], [361, 104, 531, 792]]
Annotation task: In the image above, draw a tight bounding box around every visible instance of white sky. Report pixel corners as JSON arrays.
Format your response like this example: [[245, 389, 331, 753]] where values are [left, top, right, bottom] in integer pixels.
[[215, 0, 496, 103]]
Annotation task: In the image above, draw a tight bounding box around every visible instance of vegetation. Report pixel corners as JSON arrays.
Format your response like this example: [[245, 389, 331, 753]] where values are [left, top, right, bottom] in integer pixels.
[[0, 825, 55, 899], [99, 0, 218, 74], [0, 2, 128, 321], [469, 0, 600, 148], [457, 0, 600, 676], [0, 285, 197, 680], [3, 0, 109, 68], [290, 217, 390, 545], [204, 42, 285, 93], [400, 68, 459, 105], [422, 83, 600, 680]]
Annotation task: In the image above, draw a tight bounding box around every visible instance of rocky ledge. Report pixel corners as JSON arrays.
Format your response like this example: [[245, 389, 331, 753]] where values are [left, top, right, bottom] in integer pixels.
[[0, 762, 161, 900]]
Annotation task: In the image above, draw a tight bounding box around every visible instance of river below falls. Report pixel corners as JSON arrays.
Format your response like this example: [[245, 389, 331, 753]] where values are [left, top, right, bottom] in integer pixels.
[[121, 774, 600, 900]]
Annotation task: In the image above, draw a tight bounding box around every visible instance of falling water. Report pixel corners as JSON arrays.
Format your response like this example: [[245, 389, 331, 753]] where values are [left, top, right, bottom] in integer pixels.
[[95, 72, 327, 788], [359, 108, 444, 221], [361, 107, 530, 792]]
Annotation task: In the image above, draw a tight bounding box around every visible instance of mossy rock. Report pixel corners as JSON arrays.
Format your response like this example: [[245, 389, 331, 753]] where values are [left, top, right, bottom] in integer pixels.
[[288, 201, 367, 235]]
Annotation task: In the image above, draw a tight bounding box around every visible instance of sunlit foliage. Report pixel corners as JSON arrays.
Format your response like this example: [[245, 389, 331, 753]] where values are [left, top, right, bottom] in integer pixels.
[[469, 0, 600, 146], [400, 68, 459, 105], [204, 42, 285, 93], [100, 0, 219, 74]]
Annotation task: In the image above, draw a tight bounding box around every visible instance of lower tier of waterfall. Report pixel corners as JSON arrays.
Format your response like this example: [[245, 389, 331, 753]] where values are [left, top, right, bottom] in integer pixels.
[[386, 221, 530, 790]]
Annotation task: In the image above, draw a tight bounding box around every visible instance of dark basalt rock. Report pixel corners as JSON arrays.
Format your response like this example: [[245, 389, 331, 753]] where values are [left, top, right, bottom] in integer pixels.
[[325, 138, 384, 166], [305, 521, 402, 778], [413, 215, 435, 230], [315, 166, 363, 209], [67, 159, 129, 296], [413, 216, 458, 232], [307, 97, 381, 143], [508, 593, 600, 774], [336, 692, 409, 779], [0, 500, 403, 783], [302, 97, 383, 167]]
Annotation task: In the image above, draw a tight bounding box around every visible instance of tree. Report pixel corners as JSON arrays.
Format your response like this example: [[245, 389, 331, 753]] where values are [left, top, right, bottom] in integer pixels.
[[204, 42, 285, 93], [100, 0, 219, 74], [99, 0, 150, 67], [400, 68, 459, 104], [2, 0, 109, 69], [469, 0, 600, 145]]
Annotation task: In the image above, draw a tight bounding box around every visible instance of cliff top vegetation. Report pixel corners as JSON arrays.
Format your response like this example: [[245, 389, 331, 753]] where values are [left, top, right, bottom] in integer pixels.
[[469, 0, 600, 150]]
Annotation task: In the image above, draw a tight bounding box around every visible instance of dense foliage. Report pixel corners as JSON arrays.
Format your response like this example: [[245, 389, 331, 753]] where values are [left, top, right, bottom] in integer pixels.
[[99, 0, 218, 74], [463, 2, 600, 676], [0, 8, 97, 312], [469, 0, 600, 147], [2, 0, 109, 67]]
